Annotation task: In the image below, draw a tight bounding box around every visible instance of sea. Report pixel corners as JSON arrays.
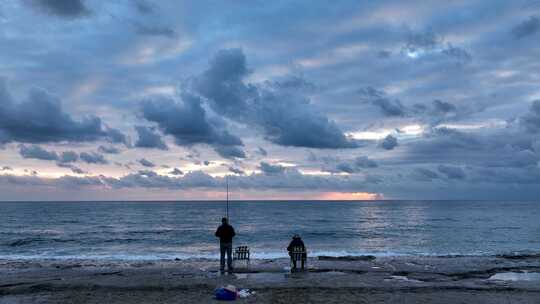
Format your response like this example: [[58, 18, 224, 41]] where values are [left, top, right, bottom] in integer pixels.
[[0, 200, 539, 261]]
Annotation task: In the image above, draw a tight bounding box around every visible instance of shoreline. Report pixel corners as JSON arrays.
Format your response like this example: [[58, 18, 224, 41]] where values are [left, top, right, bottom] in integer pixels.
[[1, 255, 539, 303], [1, 251, 540, 262]]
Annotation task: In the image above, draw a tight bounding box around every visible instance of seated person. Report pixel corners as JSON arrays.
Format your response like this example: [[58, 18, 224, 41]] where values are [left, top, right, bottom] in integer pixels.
[[287, 234, 306, 269]]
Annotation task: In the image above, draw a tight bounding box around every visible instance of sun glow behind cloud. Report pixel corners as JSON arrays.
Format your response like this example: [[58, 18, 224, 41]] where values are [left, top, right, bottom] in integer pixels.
[[319, 192, 383, 200]]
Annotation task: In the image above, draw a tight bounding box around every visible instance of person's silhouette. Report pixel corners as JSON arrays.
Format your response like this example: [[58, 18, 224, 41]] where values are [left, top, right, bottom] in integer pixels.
[[215, 217, 236, 272], [287, 234, 306, 269]]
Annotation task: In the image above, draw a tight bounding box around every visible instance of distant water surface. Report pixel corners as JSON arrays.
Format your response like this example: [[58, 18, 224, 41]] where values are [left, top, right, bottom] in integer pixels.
[[0, 201, 539, 260]]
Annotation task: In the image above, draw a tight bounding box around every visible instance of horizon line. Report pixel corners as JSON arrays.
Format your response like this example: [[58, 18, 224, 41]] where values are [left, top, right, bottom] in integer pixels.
[[0, 199, 534, 203]]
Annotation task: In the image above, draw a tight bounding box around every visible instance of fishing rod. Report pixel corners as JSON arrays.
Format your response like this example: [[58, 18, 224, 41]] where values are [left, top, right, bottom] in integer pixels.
[[226, 174, 229, 220]]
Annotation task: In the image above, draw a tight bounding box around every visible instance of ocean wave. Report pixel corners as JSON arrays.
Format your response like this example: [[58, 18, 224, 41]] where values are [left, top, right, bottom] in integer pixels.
[[5, 238, 75, 247]]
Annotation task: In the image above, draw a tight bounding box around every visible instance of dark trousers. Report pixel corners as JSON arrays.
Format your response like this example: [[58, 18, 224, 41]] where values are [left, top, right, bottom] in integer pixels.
[[220, 242, 233, 271]]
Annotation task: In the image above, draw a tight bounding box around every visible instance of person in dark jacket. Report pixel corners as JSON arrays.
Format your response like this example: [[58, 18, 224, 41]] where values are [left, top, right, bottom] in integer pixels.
[[215, 217, 236, 272], [287, 234, 306, 269]]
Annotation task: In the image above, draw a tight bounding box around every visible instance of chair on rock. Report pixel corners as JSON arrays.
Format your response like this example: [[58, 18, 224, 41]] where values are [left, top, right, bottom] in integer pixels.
[[290, 246, 307, 270], [233, 246, 250, 268]]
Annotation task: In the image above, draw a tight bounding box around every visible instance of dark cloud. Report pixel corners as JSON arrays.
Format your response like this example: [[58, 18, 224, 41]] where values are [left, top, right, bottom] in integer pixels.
[[69, 166, 86, 174], [377, 50, 391, 58], [134, 24, 177, 38], [192, 49, 358, 149], [512, 15, 540, 39], [256, 146, 268, 156], [431, 99, 457, 114], [58, 151, 78, 163], [194, 48, 251, 118], [57, 163, 86, 174], [80, 152, 107, 164], [18, 145, 80, 165], [402, 29, 472, 64], [203, 160, 210, 166], [133, 0, 155, 14], [134, 125, 168, 150], [18, 144, 58, 161], [442, 44, 472, 64], [380, 135, 398, 150], [27, 0, 90, 18], [0, 168, 378, 193], [214, 145, 246, 159], [371, 98, 406, 116], [1, 166, 12, 171], [361, 87, 461, 124], [520, 100, 540, 133], [325, 156, 377, 174], [401, 127, 485, 164], [509, 149, 538, 168], [259, 162, 285, 175], [404, 29, 441, 53], [355, 156, 378, 168], [411, 168, 439, 181], [140, 93, 244, 157], [98, 145, 120, 154], [229, 167, 245, 175], [138, 158, 155, 167], [169, 168, 183, 175], [359, 87, 405, 116], [0, 81, 127, 145], [437, 165, 466, 180]]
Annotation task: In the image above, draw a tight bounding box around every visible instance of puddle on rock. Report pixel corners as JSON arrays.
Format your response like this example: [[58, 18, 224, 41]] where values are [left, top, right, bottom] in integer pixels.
[[234, 272, 287, 283], [489, 272, 540, 281], [384, 275, 422, 283]]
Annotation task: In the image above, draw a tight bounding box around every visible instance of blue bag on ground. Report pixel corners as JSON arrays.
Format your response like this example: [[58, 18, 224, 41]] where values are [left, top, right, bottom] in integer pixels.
[[214, 286, 237, 301]]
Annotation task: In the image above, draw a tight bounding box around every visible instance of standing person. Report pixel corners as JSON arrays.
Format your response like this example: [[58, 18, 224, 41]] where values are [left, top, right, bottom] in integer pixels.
[[215, 217, 235, 273]]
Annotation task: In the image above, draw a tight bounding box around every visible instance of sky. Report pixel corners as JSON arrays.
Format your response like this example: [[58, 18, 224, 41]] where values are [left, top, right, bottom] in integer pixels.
[[1, 0, 540, 200]]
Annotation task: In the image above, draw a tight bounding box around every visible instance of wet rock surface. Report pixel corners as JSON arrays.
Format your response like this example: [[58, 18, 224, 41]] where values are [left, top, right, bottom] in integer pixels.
[[0, 256, 539, 303]]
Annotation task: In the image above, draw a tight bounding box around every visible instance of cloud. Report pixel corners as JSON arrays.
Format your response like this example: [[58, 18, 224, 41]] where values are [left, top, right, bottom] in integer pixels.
[[140, 93, 244, 157], [134, 24, 177, 38], [214, 145, 246, 159], [359, 87, 405, 116], [58, 151, 78, 163], [18, 145, 82, 165], [404, 29, 441, 53], [520, 100, 540, 133], [169, 168, 183, 175], [133, 0, 155, 14], [437, 164, 466, 179], [256, 147, 268, 156], [361, 87, 461, 124], [134, 125, 168, 150], [138, 158, 155, 167], [18, 144, 58, 161], [0, 81, 127, 145], [192, 49, 358, 149], [411, 167, 439, 181], [512, 15, 540, 39], [0, 167, 387, 194], [57, 163, 86, 174], [229, 167, 245, 175], [402, 29, 472, 64], [326, 156, 377, 173], [259, 162, 285, 175], [442, 44, 472, 64], [98, 145, 120, 154], [80, 152, 107, 164], [431, 99, 457, 114], [380, 135, 398, 150], [1, 166, 12, 171], [27, 0, 90, 18]]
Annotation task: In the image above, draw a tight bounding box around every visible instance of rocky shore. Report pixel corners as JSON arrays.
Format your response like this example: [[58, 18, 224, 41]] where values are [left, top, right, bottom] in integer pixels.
[[1, 255, 539, 303]]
